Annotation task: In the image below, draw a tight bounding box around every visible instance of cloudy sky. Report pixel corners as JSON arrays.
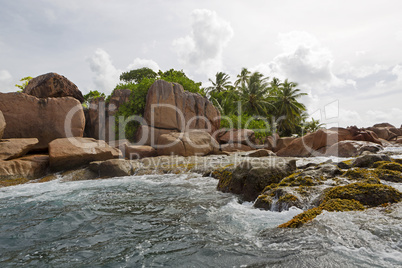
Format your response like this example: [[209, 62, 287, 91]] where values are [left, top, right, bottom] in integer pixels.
[[1, 0, 402, 127]]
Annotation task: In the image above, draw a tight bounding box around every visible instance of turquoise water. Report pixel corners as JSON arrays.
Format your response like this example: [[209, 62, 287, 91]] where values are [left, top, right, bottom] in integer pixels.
[[0, 174, 401, 267]]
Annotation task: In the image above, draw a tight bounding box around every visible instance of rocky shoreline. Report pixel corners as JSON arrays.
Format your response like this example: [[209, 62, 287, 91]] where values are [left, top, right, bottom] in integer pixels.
[[1, 73, 402, 229]]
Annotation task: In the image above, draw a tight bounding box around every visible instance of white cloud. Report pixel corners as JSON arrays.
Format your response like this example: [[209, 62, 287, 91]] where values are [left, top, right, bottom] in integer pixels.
[[86, 48, 122, 94], [338, 62, 388, 78], [172, 9, 234, 78], [392, 64, 402, 83], [87, 49, 163, 93], [127, 58, 160, 72], [339, 109, 363, 127], [0, 69, 14, 92], [366, 108, 402, 127], [254, 31, 343, 92]]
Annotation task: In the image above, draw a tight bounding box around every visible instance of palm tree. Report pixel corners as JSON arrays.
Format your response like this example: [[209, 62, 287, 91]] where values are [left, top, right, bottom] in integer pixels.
[[272, 79, 307, 136], [238, 72, 273, 116], [207, 72, 232, 93], [234, 68, 251, 87]]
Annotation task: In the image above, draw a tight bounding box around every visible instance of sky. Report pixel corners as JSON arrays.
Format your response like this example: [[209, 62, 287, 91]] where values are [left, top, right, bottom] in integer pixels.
[[1, 0, 402, 128]]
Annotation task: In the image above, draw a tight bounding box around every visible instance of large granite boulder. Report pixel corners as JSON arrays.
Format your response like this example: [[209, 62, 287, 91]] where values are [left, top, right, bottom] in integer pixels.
[[124, 144, 157, 159], [49, 137, 122, 171], [274, 137, 297, 152], [85, 89, 131, 141], [216, 158, 297, 201], [156, 131, 219, 157], [0, 110, 5, 139], [139, 80, 220, 145], [0, 138, 39, 160], [325, 140, 383, 157], [23, 73, 84, 103], [85, 97, 107, 140], [218, 129, 255, 145], [277, 127, 381, 157], [277, 128, 353, 157], [366, 127, 396, 141], [89, 159, 134, 177], [0, 93, 85, 150], [0, 154, 49, 180], [373, 122, 395, 128]]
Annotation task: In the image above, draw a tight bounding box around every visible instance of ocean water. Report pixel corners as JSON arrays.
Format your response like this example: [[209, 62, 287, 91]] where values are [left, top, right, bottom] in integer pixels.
[[0, 173, 401, 267]]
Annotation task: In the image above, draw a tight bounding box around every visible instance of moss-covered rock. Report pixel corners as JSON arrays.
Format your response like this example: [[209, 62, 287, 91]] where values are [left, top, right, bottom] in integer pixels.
[[337, 159, 353, 169], [0, 177, 29, 187], [374, 161, 402, 172], [352, 154, 391, 168], [254, 194, 273, 210], [342, 168, 381, 184], [278, 198, 367, 228], [320, 198, 365, 212], [278, 207, 323, 228], [323, 182, 402, 206], [216, 158, 296, 201]]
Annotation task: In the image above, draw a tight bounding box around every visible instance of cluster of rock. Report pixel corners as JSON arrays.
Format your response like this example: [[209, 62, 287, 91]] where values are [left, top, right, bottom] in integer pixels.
[[0, 74, 228, 183], [213, 152, 402, 228], [0, 73, 122, 181]]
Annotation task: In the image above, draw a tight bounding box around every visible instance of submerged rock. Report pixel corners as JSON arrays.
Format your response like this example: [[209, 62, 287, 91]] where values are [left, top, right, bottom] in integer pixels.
[[323, 182, 402, 207], [216, 157, 296, 201]]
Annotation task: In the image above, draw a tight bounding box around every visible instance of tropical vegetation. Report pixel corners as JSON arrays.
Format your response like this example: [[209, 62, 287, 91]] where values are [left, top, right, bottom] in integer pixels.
[[78, 66, 317, 141]]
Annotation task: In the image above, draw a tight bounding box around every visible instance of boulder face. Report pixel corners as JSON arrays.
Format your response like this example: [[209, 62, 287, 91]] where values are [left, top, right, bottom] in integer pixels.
[[140, 80, 220, 145], [24, 73, 84, 103], [156, 131, 219, 157], [0, 154, 49, 180], [124, 144, 157, 159], [0, 138, 39, 160], [107, 89, 131, 116], [0, 110, 5, 139], [325, 140, 383, 157], [85, 89, 131, 141], [0, 93, 85, 150], [277, 127, 382, 157], [48, 137, 122, 171], [218, 129, 255, 145], [217, 158, 297, 201]]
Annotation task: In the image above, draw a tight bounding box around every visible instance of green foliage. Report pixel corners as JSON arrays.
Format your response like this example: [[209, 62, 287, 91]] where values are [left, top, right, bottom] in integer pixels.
[[15, 76, 33, 91], [119, 67, 157, 84], [220, 114, 271, 140], [206, 69, 308, 137], [158, 69, 204, 95], [303, 118, 324, 133], [114, 78, 155, 141], [82, 90, 106, 108], [207, 72, 232, 93]]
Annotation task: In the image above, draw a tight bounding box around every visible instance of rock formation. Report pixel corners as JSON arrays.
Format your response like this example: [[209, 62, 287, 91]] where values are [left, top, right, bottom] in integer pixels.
[[0, 138, 39, 160], [24, 73, 84, 103], [48, 137, 122, 171], [276, 127, 382, 157], [0, 93, 85, 150], [0, 110, 5, 139], [85, 89, 131, 141], [139, 80, 220, 146], [156, 131, 219, 157]]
